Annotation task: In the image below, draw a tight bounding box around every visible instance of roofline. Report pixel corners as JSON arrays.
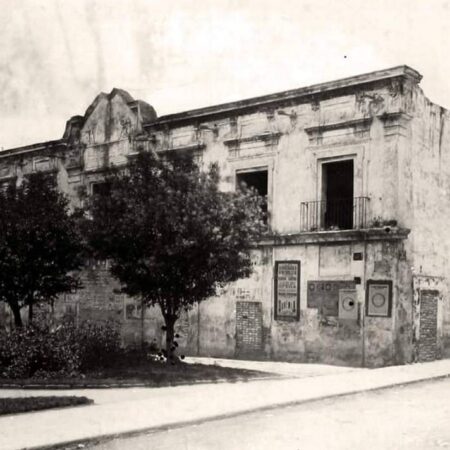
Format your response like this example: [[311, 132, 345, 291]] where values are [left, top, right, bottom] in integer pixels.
[[0, 139, 66, 159], [146, 65, 422, 127], [0, 65, 423, 154]]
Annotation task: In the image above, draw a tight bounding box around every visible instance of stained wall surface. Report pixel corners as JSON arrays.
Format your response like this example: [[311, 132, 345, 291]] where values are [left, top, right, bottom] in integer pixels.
[[0, 67, 448, 366]]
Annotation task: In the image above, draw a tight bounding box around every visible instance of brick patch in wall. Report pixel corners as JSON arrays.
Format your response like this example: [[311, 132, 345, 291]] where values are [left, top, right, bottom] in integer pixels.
[[418, 290, 438, 362], [235, 301, 263, 356]]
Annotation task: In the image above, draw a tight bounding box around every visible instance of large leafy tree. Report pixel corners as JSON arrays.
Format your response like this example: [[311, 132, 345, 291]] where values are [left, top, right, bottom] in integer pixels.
[[88, 151, 266, 360], [0, 173, 84, 327]]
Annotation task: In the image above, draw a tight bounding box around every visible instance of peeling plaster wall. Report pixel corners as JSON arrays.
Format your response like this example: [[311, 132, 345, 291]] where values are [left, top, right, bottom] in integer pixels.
[[173, 238, 411, 367], [407, 89, 450, 356], [35, 234, 410, 366], [140, 76, 420, 366], [1, 76, 415, 234], [0, 71, 435, 366], [81, 92, 141, 172], [407, 89, 450, 276], [270, 243, 362, 366], [147, 79, 410, 235]]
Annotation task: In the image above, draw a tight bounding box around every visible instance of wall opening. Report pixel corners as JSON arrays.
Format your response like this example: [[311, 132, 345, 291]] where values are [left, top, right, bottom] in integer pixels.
[[236, 169, 268, 222], [91, 181, 110, 197], [322, 160, 354, 229]]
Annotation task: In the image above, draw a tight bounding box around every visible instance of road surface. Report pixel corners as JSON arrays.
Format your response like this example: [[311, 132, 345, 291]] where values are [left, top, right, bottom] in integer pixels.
[[83, 377, 450, 450]]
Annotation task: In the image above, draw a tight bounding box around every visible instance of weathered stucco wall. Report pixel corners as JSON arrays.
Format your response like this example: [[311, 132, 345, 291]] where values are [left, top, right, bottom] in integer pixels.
[[139, 72, 420, 366], [147, 76, 414, 235], [164, 235, 412, 367], [1, 67, 444, 366], [407, 89, 450, 356]]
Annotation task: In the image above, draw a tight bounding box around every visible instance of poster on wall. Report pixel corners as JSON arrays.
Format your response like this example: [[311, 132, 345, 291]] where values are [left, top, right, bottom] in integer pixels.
[[366, 280, 392, 317], [338, 289, 358, 320], [274, 261, 300, 321], [307, 280, 356, 316]]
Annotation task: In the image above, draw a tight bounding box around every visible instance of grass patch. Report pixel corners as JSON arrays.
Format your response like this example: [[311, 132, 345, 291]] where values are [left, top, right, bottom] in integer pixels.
[[0, 361, 272, 388], [0, 396, 93, 415]]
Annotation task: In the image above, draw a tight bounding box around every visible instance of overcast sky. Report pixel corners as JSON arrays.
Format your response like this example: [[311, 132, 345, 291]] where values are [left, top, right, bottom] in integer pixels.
[[1, 0, 450, 149]]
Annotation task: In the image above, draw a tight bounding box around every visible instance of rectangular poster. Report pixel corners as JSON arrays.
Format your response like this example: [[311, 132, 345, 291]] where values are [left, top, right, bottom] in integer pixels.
[[307, 280, 356, 316], [274, 261, 300, 321], [366, 280, 392, 317]]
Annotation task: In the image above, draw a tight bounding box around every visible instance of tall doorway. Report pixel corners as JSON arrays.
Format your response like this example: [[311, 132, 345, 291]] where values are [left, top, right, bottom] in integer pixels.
[[322, 160, 354, 229]]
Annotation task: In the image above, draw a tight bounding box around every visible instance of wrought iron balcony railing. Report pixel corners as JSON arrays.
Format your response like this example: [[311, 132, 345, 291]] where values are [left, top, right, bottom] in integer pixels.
[[300, 197, 370, 232]]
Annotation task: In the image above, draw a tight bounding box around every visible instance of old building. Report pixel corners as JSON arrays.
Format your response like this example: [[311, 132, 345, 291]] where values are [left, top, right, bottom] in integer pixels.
[[1, 65, 449, 367]]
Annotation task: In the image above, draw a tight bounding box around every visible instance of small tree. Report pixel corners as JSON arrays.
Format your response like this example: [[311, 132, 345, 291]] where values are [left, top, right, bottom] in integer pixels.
[[0, 173, 84, 327], [88, 151, 266, 361]]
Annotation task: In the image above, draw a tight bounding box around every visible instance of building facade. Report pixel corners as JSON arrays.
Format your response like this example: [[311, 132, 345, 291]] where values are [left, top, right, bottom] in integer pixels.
[[1, 66, 449, 367]]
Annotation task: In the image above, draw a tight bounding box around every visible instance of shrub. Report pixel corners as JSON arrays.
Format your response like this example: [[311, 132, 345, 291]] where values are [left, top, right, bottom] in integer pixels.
[[0, 326, 79, 379], [75, 321, 123, 371], [0, 396, 93, 415], [0, 320, 123, 379]]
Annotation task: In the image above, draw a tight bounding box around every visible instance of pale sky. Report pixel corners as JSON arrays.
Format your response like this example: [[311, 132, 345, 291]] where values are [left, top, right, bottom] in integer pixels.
[[1, 0, 449, 150]]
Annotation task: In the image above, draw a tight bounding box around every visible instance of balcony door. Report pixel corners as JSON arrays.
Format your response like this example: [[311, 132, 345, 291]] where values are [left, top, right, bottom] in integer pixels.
[[322, 160, 354, 230]]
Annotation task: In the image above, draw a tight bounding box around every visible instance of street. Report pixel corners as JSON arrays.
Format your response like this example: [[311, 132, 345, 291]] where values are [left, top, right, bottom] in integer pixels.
[[86, 378, 450, 450]]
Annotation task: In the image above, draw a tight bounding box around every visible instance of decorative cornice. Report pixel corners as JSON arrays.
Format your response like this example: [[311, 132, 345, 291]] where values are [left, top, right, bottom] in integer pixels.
[[157, 142, 206, 153], [304, 111, 413, 144], [83, 165, 111, 175], [257, 227, 410, 247], [0, 140, 67, 160], [379, 111, 412, 137], [304, 117, 372, 144], [147, 65, 422, 127], [32, 167, 59, 175], [223, 131, 282, 148]]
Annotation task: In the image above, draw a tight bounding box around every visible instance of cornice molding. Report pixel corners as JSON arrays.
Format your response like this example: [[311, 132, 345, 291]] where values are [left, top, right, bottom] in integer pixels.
[[157, 142, 206, 153], [223, 131, 282, 148], [148, 66, 422, 127], [257, 227, 410, 247], [304, 117, 372, 144]]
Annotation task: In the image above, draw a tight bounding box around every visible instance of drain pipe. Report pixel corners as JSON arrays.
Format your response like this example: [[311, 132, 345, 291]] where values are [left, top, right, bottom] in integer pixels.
[[361, 240, 367, 368]]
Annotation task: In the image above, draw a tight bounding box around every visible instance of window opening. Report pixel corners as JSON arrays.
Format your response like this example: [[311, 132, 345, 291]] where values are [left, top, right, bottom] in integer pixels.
[[236, 169, 268, 223], [91, 182, 110, 197]]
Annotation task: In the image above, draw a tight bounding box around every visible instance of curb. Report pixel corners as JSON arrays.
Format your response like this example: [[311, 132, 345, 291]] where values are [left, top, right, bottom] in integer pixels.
[[27, 372, 450, 450], [0, 374, 278, 390]]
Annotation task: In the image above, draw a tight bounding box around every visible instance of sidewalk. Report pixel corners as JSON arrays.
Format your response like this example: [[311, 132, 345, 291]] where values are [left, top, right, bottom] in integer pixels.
[[184, 356, 358, 377], [0, 359, 449, 450]]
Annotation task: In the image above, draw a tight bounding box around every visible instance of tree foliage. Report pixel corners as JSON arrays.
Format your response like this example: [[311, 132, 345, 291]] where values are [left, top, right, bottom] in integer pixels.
[[88, 151, 266, 359], [0, 173, 84, 327]]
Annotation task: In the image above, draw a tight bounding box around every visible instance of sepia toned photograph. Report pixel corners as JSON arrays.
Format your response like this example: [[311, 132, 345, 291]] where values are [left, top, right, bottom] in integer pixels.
[[0, 1, 449, 448]]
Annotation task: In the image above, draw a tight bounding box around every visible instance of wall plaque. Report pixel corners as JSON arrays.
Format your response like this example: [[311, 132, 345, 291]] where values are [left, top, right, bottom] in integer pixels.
[[307, 280, 355, 316], [274, 261, 300, 321], [366, 280, 392, 317], [338, 289, 358, 320]]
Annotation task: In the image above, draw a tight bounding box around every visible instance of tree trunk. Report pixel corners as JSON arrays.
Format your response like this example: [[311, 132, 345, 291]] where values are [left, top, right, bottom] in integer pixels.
[[9, 302, 23, 328], [28, 303, 33, 324], [164, 314, 177, 364]]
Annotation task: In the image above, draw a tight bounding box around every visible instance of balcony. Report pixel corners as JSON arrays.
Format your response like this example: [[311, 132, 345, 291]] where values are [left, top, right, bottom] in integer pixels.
[[300, 197, 370, 232]]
